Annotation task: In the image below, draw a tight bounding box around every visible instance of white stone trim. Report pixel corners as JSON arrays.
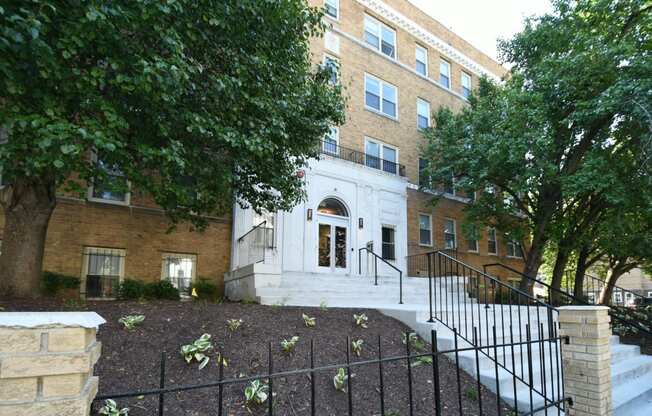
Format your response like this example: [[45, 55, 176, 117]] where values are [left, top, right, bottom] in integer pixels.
[[355, 0, 502, 82], [0, 312, 106, 329]]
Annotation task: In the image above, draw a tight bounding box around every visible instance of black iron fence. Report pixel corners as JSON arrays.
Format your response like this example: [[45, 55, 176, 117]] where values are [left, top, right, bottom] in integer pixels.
[[561, 269, 646, 307], [319, 140, 407, 177], [91, 329, 569, 416]]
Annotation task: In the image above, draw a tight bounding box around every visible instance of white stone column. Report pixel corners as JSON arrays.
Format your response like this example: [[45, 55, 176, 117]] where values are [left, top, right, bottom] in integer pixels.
[[0, 312, 105, 416], [558, 306, 612, 416]]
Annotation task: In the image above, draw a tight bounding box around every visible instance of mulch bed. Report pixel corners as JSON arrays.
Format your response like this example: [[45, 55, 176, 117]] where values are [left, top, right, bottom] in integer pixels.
[[2, 298, 511, 416]]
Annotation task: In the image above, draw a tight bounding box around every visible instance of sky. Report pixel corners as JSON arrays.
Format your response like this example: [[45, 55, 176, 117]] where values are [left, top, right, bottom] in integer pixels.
[[407, 0, 553, 63]]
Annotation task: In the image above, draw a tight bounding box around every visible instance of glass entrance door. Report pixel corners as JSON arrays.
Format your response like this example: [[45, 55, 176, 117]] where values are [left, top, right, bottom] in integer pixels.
[[317, 217, 348, 273]]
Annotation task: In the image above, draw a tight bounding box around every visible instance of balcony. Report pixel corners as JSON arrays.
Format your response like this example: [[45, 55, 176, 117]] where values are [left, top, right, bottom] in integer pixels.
[[319, 140, 406, 177]]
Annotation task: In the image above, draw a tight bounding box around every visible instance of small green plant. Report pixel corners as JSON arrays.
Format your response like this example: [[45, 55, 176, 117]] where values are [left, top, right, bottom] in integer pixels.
[[226, 319, 243, 332], [180, 333, 213, 369], [99, 399, 129, 415], [410, 356, 433, 368], [465, 387, 479, 401], [118, 315, 145, 330], [302, 313, 316, 327], [333, 368, 354, 392], [351, 339, 363, 356], [281, 336, 300, 353], [244, 379, 269, 406], [353, 313, 368, 328], [402, 332, 426, 351], [319, 300, 328, 311]]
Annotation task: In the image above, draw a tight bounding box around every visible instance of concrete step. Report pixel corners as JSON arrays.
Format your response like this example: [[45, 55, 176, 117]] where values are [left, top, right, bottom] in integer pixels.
[[613, 372, 652, 416], [611, 355, 652, 386], [611, 343, 641, 365]]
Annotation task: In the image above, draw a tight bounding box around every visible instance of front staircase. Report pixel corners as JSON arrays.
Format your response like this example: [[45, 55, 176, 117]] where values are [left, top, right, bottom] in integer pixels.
[[236, 266, 652, 415]]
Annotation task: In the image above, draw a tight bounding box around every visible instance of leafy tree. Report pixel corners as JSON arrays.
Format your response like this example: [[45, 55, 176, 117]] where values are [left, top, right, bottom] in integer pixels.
[[0, 0, 344, 296], [421, 0, 652, 292]]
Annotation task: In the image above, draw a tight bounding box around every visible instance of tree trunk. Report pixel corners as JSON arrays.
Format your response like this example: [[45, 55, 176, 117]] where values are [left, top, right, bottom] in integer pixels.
[[519, 238, 545, 295], [550, 246, 570, 306], [573, 246, 590, 302], [0, 178, 56, 297], [597, 269, 625, 306]]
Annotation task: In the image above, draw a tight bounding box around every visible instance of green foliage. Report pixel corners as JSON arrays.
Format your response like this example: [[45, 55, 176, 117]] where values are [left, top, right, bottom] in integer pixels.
[[302, 313, 316, 327], [465, 387, 479, 401], [41, 271, 80, 296], [280, 336, 299, 354], [98, 399, 129, 416], [118, 315, 145, 330], [119, 279, 179, 300], [351, 339, 363, 356], [402, 332, 426, 351], [244, 380, 269, 406], [180, 333, 213, 370], [411, 356, 433, 368], [319, 300, 328, 311], [333, 368, 353, 392], [118, 279, 146, 300], [353, 313, 368, 329], [191, 279, 220, 301], [226, 319, 243, 332]]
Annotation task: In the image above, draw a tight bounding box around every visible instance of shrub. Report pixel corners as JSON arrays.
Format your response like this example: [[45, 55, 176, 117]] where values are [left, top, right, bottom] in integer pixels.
[[118, 315, 145, 330], [41, 271, 80, 296], [118, 279, 146, 300], [244, 380, 269, 406], [99, 399, 129, 416], [191, 278, 220, 301], [180, 333, 213, 369], [145, 280, 180, 300]]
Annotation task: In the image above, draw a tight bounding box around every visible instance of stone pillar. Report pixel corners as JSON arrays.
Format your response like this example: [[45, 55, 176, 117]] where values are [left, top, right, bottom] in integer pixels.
[[0, 312, 105, 416], [558, 306, 612, 416]]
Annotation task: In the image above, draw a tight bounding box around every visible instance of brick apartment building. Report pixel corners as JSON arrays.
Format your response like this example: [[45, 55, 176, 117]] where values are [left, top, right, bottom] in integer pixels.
[[0, 0, 526, 299]]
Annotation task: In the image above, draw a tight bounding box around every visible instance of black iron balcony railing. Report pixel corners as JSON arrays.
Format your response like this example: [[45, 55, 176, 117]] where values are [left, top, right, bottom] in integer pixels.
[[319, 140, 406, 177]]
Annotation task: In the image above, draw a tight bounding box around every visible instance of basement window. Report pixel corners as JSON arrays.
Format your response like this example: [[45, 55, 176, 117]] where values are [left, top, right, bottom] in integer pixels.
[[162, 253, 196, 294], [83, 247, 125, 298]]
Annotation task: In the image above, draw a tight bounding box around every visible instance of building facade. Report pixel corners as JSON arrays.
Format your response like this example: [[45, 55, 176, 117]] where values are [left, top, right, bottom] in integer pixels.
[[1, 0, 525, 299]]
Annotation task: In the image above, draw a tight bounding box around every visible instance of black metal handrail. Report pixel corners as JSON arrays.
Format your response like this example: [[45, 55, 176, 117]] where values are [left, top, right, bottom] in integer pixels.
[[358, 246, 403, 304], [410, 250, 565, 414], [484, 262, 652, 340], [236, 221, 274, 268], [562, 269, 646, 307], [319, 140, 406, 177]]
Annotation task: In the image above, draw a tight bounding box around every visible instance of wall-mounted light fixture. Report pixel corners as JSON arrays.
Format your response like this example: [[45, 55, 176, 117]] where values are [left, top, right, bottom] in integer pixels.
[[307, 208, 313, 221], [358, 217, 364, 229]]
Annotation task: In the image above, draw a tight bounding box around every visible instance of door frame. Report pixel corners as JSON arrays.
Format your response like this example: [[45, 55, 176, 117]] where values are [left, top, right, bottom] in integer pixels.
[[316, 213, 350, 274]]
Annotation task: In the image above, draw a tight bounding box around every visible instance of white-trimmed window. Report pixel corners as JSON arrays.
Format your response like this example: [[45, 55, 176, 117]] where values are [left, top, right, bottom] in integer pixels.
[[461, 71, 472, 99], [419, 214, 432, 246], [364, 74, 397, 119], [88, 152, 130, 205], [625, 292, 634, 306], [613, 291, 623, 304], [443, 218, 456, 249], [417, 98, 430, 130], [324, 54, 339, 85], [648, 291, 652, 298], [487, 227, 498, 255], [466, 225, 479, 252], [507, 240, 524, 258], [162, 253, 196, 294], [323, 126, 339, 155], [365, 138, 398, 174], [415, 45, 428, 76], [381, 225, 396, 260], [82, 247, 125, 298], [439, 59, 451, 89], [364, 14, 396, 59], [324, 0, 339, 19]]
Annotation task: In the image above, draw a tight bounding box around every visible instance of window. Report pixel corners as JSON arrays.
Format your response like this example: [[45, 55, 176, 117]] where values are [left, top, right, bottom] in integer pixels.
[[487, 227, 498, 255], [364, 15, 396, 58], [461, 71, 472, 99], [323, 126, 339, 155], [419, 214, 432, 246], [648, 291, 652, 298], [613, 291, 623, 304], [324, 0, 339, 19], [324, 55, 339, 85], [162, 253, 196, 294], [83, 247, 125, 298], [507, 240, 524, 258], [417, 98, 430, 130], [443, 218, 456, 249], [418, 158, 430, 188], [466, 225, 479, 252], [382, 226, 396, 260], [415, 45, 428, 76], [443, 173, 456, 195], [365, 138, 398, 174], [439, 59, 451, 89], [364, 74, 397, 118], [88, 152, 129, 205], [625, 292, 634, 306]]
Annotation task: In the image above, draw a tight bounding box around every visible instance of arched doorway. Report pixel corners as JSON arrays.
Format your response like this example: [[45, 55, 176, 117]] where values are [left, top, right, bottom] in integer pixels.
[[316, 198, 350, 273]]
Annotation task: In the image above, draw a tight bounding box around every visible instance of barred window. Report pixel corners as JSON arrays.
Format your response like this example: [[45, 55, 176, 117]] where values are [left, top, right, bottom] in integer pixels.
[[83, 247, 125, 298], [162, 253, 196, 294]]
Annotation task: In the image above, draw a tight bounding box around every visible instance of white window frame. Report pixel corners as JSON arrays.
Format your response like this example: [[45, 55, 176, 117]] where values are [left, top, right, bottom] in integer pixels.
[[418, 213, 432, 247], [417, 98, 430, 130], [364, 73, 398, 120], [324, 0, 339, 20], [507, 240, 523, 258], [87, 151, 131, 206], [461, 71, 472, 99], [381, 224, 397, 261], [415, 44, 428, 76], [648, 291, 652, 298], [364, 14, 397, 59], [439, 59, 451, 89], [443, 218, 457, 249], [323, 54, 339, 85], [323, 126, 340, 155], [487, 227, 498, 255], [81, 246, 126, 298], [364, 137, 399, 175], [613, 291, 623, 304]]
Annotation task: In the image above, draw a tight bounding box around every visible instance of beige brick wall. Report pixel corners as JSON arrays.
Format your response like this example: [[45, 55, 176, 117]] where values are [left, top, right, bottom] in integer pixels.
[[558, 306, 613, 416], [0, 313, 104, 416]]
